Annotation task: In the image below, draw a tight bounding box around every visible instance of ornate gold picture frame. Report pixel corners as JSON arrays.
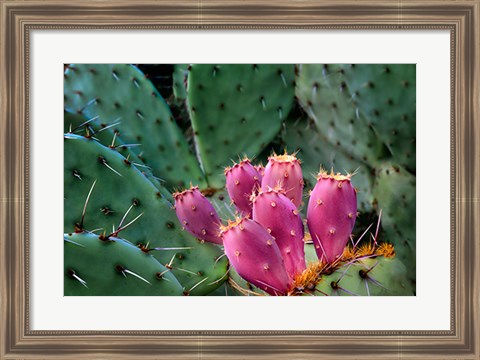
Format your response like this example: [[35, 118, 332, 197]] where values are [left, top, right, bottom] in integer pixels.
[[1, 1, 478, 358]]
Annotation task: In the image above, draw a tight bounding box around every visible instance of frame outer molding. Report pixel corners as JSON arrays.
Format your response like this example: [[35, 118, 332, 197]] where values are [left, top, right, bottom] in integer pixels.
[[0, 0, 479, 359]]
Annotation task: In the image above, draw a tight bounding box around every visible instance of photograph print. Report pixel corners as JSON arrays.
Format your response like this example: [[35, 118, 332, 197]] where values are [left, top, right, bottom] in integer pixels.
[[63, 64, 416, 296]]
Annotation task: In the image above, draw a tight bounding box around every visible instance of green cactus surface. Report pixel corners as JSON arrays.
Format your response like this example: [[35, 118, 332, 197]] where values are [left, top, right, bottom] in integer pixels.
[[64, 111, 171, 198], [341, 64, 416, 170], [296, 64, 386, 167], [64, 64, 206, 189], [315, 256, 414, 296], [186, 64, 295, 187], [283, 117, 375, 213], [373, 163, 416, 281], [303, 243, 413, 296], [172, 64, 188, 102], [64, 134, 228, 295], [207, 189, 239, 221], [64, 232, 183, 296]]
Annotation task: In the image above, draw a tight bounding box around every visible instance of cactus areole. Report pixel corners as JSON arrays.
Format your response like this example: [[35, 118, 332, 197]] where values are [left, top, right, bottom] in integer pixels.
[[306, 170, 357, 264]]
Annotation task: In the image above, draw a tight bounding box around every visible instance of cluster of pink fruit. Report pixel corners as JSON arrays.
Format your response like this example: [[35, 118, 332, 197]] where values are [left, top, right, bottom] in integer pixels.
[[173, 152, 357, 295]]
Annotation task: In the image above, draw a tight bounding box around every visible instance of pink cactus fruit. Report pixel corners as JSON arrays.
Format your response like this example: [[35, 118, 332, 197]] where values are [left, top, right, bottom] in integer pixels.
[[224, 159, 262, 216], [220, 217, 291, 295], [173, 186, 222, 245], [251, 188, 306, 280], [254, 163, 265, 181], [261, 152, 304, 208], [306, 170, 357, 264]]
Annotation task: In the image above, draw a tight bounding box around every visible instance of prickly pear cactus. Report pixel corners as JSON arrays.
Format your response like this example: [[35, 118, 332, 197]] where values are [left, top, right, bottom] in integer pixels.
[[261, 152, 304, 208], [173, 186, 223, 245], [64, 111, 172, 198], [295, 64, 415, 171], [252, 188, 306, 280], [307, 170, 357, 264], [207, 189, 238, 222], [64, 63, 416, 297], [221, 217, 291, 296], [372, 163, 416, 281], [64, 232, 183, 296], [296, 64, 385, 166], [294, 64, 416, 285], [64, 134, 228, 295], [64, 64, 206, 189], [315, 256, 413, 296], [282, 117, 375, 212], [172, 64, 188, 102], [186, 64, 295, 187], [225, 159, 262, 216], [301, 242, 413, 296], [342, 64, 416, 171]]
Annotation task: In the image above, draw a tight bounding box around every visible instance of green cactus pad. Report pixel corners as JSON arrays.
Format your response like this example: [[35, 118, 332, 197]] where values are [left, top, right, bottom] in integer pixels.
[[206, 189, 238, 222], [172, 64, 188, 102], [64, 64, 206, 189], [283, 118, 375, 213], [295, 64, 385, 166], [64, 111, 172, 200], [186, 64, 295, 187], [342, 64, 416, 170], [315, 255, 414, 296], [64, 109, 127, 156], [208, 283, 240, 296], [64, 134, 228, 295], [227, 266, 268, 296], [64, 232, 183, 296], [373, 163, 416, 281], [64, 110, 88, 134]]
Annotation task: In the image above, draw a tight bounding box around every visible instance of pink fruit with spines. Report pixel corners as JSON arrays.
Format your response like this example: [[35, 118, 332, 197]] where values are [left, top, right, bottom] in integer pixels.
[[306, 170, 357, 264], [173, 186, 222, 245], [220, 217, 291, 295], [254, 164, 265, 182], [224, 159, 261, 216], [251, 188, 306, 280], [261, 152, 304, 208]]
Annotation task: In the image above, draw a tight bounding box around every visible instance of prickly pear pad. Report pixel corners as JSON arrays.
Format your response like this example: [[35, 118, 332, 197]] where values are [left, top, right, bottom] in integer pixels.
[[296, 64, 385, 167], [64, 134, 228, 295], [64, 232, 183, 296], [282, 117, 375, 212], [187, 64, 295, 187], [64, 64, 206, 189], [315, 256, 413, 296], [342, 64, 416, 170], [373, 163, 416, 280]]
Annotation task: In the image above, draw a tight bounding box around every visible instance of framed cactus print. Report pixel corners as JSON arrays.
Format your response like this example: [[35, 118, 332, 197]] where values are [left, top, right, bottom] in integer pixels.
[[1, 0, 479, 359], [63, 63, 415, 297]]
